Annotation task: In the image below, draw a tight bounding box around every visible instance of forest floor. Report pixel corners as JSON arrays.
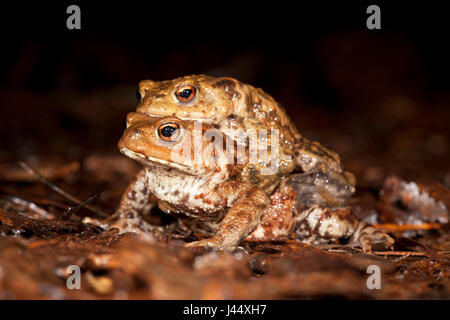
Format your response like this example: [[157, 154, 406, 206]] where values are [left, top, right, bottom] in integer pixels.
[[0, 88, 448, 299]]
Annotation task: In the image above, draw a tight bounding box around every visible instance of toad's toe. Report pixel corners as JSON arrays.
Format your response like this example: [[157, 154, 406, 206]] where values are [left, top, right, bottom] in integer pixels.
[[185, 237, 235, 252], [352, 222, 394, 254]]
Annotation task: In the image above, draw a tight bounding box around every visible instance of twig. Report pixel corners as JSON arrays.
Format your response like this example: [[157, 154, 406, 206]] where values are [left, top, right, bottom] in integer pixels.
[[19, 161, 108, 218], [374, 223, 441, 230], [0, 186, 68, 210], [371, 251, 430, 257], [393, 252, 412, 262], [1, 195, 50, 217], [56, 194, 98, 221]]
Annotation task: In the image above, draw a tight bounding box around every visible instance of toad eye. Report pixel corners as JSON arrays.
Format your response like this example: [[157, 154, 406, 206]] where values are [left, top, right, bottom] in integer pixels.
[[158, 122, 181, 141], [175, 85, 196, 103]]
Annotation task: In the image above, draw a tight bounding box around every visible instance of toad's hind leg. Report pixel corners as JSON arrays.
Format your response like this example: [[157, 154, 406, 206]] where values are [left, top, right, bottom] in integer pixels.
[[294, 205, 394, 254], [280, 173, 394, 254]]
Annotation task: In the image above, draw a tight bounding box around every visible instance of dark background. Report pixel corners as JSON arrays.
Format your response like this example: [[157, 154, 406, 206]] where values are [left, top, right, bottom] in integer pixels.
[[0, 2, 449, 301], [0, 1, 449, 188]]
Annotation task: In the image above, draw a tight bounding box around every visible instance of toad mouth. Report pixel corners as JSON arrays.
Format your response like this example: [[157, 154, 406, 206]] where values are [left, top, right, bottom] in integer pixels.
[[119, 147, 195, 174]]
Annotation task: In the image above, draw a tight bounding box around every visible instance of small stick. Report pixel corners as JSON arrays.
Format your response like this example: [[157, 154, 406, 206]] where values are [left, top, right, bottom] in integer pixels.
[[19, 161, 108, 218], [56, 194, 98, 220], [372, 251, 429, 257], [393, 252, 412, 262], [374, 223, 441, 231], [2, 194, 50, 217]]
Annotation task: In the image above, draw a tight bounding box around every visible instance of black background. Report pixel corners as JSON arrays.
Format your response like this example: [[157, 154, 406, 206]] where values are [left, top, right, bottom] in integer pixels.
[[1, 1, 449, 98]]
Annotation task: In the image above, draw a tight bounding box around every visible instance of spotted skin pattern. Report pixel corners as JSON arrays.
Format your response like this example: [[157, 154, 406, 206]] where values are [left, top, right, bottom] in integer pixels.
[[83, 110, 393, 253]]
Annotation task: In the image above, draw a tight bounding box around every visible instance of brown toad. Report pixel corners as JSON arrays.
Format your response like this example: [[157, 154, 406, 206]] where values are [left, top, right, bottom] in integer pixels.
[[135, 75, 356, 195], [83, 113, 393, 253]]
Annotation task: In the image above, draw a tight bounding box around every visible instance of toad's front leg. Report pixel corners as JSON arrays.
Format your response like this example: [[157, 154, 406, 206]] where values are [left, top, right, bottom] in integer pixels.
[[83, 169, 160, 234], [185, 181, 269, 251]]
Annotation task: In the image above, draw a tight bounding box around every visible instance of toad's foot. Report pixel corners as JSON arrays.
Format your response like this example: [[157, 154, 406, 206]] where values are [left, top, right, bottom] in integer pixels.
[[185, 235, 243, 252], [82, 216, 112, 230], [350, 221, 395, 254], [83, 168, 161, 237], [295, 205, 394, 254], [82, 211, 164, 238], [184, 237, 231, 251]]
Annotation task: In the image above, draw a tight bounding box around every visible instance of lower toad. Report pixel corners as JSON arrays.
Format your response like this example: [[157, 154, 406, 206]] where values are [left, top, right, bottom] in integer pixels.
[[83, 113, 393, 253]]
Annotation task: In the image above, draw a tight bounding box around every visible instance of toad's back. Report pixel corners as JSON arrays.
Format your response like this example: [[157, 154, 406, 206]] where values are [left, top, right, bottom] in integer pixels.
[[136, 74, 354, 193]]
